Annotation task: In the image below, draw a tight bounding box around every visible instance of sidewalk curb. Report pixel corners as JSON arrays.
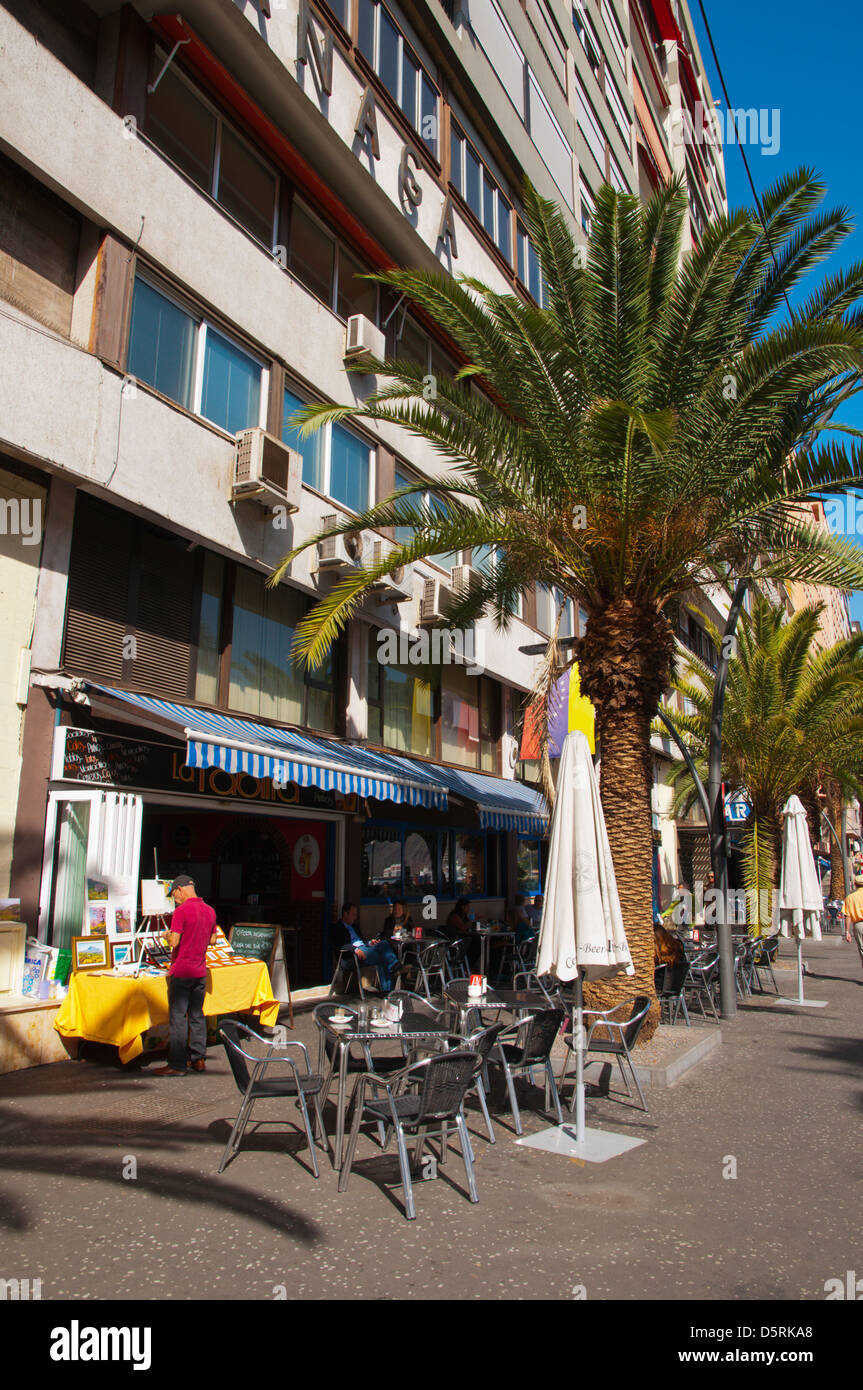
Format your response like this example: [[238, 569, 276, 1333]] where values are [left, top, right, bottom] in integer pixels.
[[633, 1026, 722, 1090]]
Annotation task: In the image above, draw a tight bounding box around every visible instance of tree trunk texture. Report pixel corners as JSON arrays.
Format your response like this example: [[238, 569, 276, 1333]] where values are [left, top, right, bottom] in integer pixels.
[[829, 783, 845, 900], [577, 597, 676, 1042]]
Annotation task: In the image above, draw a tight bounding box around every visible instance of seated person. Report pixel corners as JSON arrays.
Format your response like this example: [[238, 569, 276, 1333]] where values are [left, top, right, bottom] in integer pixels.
[[442, 898, 480, 969], [526, 894, 544, 929], [381, 897, 414, 940], [332, 901, 398, 992]]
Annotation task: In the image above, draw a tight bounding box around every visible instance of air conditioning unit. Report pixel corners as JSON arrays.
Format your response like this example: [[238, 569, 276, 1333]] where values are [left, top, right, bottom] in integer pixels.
[[450, 564, 481, 600], [501, 732, 520, 778], [232, 429, 302, 510], [419, 577, 452, 624], [344, 314, 386, 365], [369, 541, 413, 603], [316, 513, 365, 569]]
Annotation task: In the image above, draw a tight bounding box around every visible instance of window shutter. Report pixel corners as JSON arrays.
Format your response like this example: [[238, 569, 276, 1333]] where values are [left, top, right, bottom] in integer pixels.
[[64, 494, 198, 699], [129, 528, 197, 698], [63, 496, 134, 682]]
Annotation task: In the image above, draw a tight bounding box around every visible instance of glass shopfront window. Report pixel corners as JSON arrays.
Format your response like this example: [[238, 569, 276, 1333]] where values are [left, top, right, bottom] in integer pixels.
[[517, 837, 542, 894], [361, 825, 502, 901], [361, 826, 403, 897]]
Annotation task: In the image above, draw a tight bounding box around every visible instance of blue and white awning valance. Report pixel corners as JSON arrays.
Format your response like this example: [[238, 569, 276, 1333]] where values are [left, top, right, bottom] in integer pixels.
[[86, 687, 447, 809], [414, 763, 549, 836]]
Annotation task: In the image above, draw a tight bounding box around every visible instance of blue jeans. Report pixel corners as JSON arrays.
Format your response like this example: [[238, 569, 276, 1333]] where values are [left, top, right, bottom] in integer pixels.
[[168, 974, 207, 1070], [356, 943, 398, 992]]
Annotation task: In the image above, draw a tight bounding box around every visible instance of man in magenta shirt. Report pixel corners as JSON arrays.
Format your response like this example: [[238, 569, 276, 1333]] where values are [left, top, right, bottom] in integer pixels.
[[151, 875, 217, 1077]]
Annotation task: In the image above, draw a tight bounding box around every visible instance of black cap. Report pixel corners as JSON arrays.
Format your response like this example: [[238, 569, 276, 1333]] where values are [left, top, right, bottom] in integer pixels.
[[169, 874, 195, 894]]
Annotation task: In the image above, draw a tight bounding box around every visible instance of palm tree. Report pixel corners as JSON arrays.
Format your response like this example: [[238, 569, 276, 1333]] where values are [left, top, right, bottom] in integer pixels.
[[665, 593, 863, 929], [275, 172, 863, 1022]]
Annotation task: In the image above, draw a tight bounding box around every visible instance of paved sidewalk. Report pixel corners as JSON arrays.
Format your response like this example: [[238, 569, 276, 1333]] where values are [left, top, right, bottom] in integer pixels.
[[0, 936, 860, 1300]]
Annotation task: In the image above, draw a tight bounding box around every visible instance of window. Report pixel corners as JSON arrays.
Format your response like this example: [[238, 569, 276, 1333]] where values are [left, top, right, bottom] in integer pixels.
[[127, 277, 196, 410], [450, 124, 512, 263], [290, 201, 334, 304], [127, 275, 265, 434], [442, 665, 481, 768], [361, 826, 403, 897], [368, 630, 436, 755], [331, 424, 371, 514], [200, 326, 263, 436], [517, 837, 542, 894], [572, 2, 602, 80], [289, 200, 378, 322], [605, 69, 631, 146], [576, 77, 607, 175], [356, 0, 439, 156], [601, 0, 627, 74], [608, 150, 627, 194], [195, 553, 225, 704], [228, 568, 335, 730], [527, 69, 575, 207], [147, 60, 278, 248], [579, 177, 595, 235], [516, 222, 546, 305], [282, 386, 325, 492], [282, 386, 372, 511], [454, 833, 485, 895]]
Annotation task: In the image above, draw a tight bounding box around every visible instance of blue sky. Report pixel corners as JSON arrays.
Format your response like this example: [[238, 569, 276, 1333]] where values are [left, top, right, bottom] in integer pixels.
[[688, 0, 863, 623]]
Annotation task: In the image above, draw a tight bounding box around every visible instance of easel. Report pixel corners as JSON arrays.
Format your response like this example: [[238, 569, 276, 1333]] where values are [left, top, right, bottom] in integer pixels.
[[130, 855, 175, 977]]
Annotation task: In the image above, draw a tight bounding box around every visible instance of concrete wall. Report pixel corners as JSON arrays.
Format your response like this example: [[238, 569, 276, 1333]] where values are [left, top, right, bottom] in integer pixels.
[[0, 461, 47, 895]]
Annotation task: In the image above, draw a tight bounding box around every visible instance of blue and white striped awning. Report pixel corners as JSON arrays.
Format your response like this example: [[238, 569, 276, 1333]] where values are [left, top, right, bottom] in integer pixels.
[[87, 687, 447, 809], [408, 762, 549, 836], [85, 685, 549, 831]]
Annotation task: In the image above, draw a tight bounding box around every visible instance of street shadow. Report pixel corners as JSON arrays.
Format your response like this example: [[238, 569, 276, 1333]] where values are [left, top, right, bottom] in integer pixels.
[[0, 1108, 323, 1240]]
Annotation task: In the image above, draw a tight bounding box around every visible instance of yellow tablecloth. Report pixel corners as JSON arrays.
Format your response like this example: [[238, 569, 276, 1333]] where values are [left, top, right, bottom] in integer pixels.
[[54, 962, 279, 1063]]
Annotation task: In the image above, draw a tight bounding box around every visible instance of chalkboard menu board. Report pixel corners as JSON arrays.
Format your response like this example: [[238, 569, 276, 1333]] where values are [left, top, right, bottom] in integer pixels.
[[229, 924, 278, 966]]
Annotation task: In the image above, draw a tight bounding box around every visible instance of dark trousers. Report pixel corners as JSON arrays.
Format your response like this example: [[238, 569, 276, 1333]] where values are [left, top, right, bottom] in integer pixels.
[[168, 974, 207, 1071]]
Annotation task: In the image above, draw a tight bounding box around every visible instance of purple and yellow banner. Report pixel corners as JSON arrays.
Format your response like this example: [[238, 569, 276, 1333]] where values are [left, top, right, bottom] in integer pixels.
[[520, 665, 596, 760]]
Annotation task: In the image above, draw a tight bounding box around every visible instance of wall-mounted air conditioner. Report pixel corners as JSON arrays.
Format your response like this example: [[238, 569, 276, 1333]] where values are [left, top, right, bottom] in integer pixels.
[[419, 577, 452, 624], [450, 564, 481, 600], [369, 541, 413, 603], [344, 314, 386, 365], [232, 429, 302, 510], [316, 513, 365, 569]]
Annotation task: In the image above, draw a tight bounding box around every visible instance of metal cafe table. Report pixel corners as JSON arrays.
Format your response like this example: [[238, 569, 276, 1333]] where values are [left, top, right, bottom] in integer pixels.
[[314, 1002, 450, 1169], [444, 980, 552, 1031]]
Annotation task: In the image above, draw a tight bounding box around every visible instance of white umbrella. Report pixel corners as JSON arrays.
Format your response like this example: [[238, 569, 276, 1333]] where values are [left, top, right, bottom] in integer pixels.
[[536, 731, 634, 1148], [774, 794, 826, 1007]]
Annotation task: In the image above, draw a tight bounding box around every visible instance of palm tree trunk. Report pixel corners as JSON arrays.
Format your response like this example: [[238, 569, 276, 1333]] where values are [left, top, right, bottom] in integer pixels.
[[829, 783, 845, 899], [577, 598, 676, 1042]]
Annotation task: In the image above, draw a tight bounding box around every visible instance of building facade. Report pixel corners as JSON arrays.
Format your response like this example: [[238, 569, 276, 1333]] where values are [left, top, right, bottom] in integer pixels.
[[0, 0, 725, 988]]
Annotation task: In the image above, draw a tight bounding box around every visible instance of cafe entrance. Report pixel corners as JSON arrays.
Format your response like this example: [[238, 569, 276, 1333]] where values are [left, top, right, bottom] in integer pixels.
[[140, 804, 334, 988]]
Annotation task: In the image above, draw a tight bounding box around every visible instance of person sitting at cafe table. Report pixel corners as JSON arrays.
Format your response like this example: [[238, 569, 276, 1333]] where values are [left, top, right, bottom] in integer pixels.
[[333, 902, 398, 992], [510, 895, 539, 946], [381, 897, 414, 940], [441, 898, 481, 969]]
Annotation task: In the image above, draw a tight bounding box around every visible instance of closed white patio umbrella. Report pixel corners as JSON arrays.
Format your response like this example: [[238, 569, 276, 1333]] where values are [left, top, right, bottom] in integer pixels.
[[523, 731, 642, 1162], [774, 794, 827, 1008]]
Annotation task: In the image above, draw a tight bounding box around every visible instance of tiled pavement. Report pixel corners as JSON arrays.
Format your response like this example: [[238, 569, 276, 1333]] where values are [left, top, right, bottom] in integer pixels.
[[0, 934, 860, 1300]]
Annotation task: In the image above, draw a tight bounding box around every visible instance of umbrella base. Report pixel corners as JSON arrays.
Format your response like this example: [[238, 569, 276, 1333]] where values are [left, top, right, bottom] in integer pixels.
[[516, 1124, 646, 1163], [769, 996, 828, 1007]]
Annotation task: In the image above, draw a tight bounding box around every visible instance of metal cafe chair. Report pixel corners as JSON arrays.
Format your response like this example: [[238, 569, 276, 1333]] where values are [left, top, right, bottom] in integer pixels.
[[560, 997, 651, 1114], [415, 941, 449, 1001], [458, 1021, 509, 1144], [491, 1008, 566, 1136], [685, 950, 720, 1022], [328, 946, 368, 999], [218, 1021, 327, 1177], [338, 1050, 484, 1221], [752, 934, 781, 994], [656, 958, 691, 1026]]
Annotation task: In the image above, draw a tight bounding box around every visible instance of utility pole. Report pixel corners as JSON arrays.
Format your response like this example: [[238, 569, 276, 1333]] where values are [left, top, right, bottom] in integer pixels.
[[709, 578, 748, 1020]]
